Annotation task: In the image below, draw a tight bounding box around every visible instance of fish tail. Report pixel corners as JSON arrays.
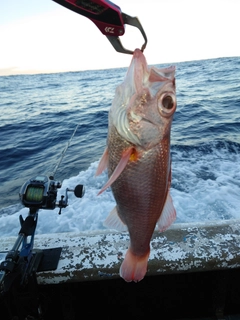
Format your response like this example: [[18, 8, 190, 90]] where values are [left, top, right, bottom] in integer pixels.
[[120, 248, 150, 282]]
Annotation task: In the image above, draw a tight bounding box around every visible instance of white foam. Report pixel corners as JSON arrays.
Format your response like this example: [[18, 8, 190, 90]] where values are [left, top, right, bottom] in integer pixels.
[[0, 145, 240, 237]]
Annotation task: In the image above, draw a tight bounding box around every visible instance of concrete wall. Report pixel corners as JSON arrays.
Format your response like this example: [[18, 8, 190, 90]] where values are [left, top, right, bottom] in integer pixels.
[[1, 219, 240, 284]]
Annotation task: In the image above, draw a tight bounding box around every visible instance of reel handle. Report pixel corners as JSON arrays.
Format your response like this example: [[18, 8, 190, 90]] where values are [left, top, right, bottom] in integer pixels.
[[67, 184, 85, 198]]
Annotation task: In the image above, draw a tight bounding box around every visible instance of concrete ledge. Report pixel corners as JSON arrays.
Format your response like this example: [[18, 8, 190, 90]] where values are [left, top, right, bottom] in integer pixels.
[[1, 219, 240, 284]]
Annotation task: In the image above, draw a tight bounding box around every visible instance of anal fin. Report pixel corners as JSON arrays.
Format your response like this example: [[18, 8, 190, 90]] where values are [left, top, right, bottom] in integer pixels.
[[157, 191, 176, 232]]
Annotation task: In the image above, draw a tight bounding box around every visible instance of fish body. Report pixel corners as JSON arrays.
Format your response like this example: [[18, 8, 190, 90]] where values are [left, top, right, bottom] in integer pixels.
[[96, 49, 177, 282]]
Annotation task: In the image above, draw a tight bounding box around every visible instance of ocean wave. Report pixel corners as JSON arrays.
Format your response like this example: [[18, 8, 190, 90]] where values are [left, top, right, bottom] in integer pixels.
[[0, 57, 240, 232]]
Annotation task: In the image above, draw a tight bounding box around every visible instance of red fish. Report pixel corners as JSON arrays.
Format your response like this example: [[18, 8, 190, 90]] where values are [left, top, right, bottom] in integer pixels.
[[96, 49, 177, 282]]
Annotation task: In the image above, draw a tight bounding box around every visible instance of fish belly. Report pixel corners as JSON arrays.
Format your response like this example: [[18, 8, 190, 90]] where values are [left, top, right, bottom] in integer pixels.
[[108, 125, 170, 257]]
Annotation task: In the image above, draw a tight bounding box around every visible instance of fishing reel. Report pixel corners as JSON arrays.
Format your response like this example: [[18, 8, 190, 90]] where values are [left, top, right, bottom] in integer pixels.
[[0, 175, 85, 318], [19, 175, 84, 213]]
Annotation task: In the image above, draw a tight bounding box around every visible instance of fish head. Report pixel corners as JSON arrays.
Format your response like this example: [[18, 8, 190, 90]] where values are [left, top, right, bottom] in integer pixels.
[[109, 49, 176, 149]]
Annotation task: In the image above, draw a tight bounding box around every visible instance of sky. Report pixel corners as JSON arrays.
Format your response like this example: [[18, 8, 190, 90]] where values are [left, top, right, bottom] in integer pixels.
[[0, 0, 240, 76]]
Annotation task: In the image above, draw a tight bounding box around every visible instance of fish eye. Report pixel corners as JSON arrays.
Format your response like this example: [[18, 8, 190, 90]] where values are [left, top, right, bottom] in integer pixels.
[[162, 95, 174, 109], [159, 93, 176, 117]]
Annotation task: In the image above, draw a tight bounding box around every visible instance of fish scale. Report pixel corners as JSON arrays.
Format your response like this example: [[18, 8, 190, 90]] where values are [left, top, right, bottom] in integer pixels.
[[97, 49, 176, 282], [107, 126, 171, 257]]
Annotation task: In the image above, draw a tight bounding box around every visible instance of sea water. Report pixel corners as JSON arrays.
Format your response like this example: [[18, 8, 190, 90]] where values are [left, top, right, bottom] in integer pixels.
[[0, 57, 240, 237]]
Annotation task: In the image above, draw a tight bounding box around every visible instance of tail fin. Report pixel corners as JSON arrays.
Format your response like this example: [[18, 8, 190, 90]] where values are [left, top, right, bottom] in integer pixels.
[[120, 248, 149, 282]]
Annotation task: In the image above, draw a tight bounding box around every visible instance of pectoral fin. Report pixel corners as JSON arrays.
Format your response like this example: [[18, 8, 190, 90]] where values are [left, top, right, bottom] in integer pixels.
[[97, 147, 134, 195], [157, 191, 176, 232]]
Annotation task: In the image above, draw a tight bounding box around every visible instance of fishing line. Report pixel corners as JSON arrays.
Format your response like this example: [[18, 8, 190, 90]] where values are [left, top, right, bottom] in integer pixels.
[[51, 124, 79, 178]]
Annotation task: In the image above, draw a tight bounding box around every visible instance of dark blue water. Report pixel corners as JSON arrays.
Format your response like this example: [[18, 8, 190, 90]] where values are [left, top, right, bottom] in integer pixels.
[[0, 57, 240, 227], [0, 69, 118, 208]]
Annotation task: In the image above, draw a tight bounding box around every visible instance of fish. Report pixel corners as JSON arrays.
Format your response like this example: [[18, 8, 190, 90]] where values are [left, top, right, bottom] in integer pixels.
[[96, 48, 177, 282]]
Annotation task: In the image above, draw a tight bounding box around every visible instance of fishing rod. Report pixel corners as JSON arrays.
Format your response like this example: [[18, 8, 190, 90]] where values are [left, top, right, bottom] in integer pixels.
[[19, 124, 84, 213], [51, 123, 80, 178], [0, 125, 85, 320]]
